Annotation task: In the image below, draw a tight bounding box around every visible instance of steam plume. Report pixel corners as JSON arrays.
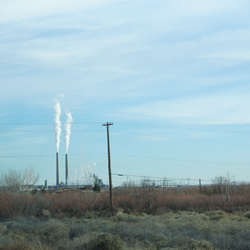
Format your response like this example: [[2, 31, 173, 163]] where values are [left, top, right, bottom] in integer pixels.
[[54, 100, 62, 152], [65, 112, 73, 153]]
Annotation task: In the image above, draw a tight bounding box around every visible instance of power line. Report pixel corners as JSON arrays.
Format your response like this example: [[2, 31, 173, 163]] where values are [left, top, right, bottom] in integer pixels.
[[113, 173, 250, 184], [0, 152, 249, 167], [112, 153, 250, 166], [112, 173, 207, 182], [0, 153, 107, 158], [0, 122, 102, 125], [0, 121, 250, 134]]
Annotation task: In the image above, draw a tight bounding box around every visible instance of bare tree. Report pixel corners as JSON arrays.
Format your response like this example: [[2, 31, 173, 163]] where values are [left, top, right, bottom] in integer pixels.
[[0, 167, 39, 193], [212, 173, 232, 202]]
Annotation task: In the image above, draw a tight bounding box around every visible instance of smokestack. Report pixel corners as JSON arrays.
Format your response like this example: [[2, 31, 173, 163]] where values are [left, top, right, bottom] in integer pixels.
[[65, 153, 68, 185], [56, 152, 59, 186]]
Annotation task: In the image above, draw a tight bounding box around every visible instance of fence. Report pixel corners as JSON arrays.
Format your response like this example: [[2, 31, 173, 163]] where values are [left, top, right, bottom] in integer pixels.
[[1, 215, 249, 249], [69, 220, 250, 249]]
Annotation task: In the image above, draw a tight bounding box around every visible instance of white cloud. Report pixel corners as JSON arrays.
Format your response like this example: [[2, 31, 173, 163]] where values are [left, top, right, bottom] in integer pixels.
[[202, 51, 250, 65], [0, 0, 116, 23], [1, 0, 250, 120], [119, 90, 250, 125], [173, 0, 244, 15], [1, 0, 250, 184], [196, 29, 250, 65]]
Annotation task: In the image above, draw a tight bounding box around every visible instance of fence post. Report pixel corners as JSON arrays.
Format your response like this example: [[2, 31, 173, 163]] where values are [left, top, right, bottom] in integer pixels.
[[145, 228, 148, 242], [222, 232, 226, 250], [122, 225, 124, 239], [168, 229, 171, 244]]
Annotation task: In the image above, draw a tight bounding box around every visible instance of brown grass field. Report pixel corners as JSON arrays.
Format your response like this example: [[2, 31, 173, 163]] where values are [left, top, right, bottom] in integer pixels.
[[0, 184, 249, 249], [0, 184, 249, 218]]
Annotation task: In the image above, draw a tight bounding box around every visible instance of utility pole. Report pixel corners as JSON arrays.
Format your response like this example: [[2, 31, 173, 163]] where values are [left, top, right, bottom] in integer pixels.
[[102, 122, 113, 211]]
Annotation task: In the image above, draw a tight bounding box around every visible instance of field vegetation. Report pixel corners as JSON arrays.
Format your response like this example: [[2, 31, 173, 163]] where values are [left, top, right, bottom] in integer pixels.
[[0, 182, 249, 249]]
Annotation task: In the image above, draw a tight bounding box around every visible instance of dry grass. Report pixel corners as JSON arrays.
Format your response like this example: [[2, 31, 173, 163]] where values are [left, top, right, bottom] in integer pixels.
[[0, 184, 249, 218], [0, 184, 249, 249], [0, 210, 249, 249]]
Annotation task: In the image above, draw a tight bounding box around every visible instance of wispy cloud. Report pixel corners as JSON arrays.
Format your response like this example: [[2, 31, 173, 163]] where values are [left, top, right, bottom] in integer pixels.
[[1, 0, 250, 183], [1, 0, 250, 115], [0, 0, 116, 23], [119, 89, 250, 125], [202, 51, 250, 65]]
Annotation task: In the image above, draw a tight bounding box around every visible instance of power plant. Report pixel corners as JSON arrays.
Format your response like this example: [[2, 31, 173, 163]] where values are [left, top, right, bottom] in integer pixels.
[[54, 98, 73, 186]]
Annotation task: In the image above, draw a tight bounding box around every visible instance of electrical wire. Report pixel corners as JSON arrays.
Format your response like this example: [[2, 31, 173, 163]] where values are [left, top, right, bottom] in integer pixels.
[[112, 153, 250, 166], [1, 152, 249, 169]]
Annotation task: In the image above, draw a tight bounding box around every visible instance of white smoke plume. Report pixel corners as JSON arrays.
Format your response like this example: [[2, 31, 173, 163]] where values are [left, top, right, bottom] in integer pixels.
[[54, 99, 62, 152], [72, 163, 96, 185], [65, 112, 73, 153]]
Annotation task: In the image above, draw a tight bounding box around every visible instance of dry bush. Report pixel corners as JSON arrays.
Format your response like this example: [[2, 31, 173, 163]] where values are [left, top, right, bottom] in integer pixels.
[[0, 184, 249, 218], [113, 185, 250, 214], [0, 240, 33, 250], [47, 192, 89, 216], [4, 218, 69, 248], [243, 211, 250, 219], [229, 194, 250, 210], [0, 193, 13, 217], [85, 233, 123, 250], [113, 188, 229, 214], [91, 192, 110, 212], [0, 211, 249, 249], [0, 168, 39, 193], [33, 219, 69, 247], [0, 193, 52, 218], [113, 193, 135, 213], [41, 191, 112, 217], [187, 238, 214, 250], [0, 224, 52, 250], [66, 232, 123, 250], [11, 194, 41, 217]]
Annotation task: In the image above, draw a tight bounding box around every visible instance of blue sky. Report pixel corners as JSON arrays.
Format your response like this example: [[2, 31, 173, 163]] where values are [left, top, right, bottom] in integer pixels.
[[1, 0, 250, 186]]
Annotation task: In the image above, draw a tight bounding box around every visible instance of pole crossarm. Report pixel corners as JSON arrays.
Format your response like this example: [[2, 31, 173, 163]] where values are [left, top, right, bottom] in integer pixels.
[[102, 122, 113, 127]]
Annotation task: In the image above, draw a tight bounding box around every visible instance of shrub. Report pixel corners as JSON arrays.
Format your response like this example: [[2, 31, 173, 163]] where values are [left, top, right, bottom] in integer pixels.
[[0, 184, 250, 218], [204, 210, 226, 220], [68, 233, 123, 250], [69, 223, 87, 240], [0, 240, 32, 250], [0, 193, 13, 217], [33, 219, 69, 247], [86, 233, 123, 250], [187, 238, 214, 250], [93, 184, 101, 192], [243, 211, 250, 219]]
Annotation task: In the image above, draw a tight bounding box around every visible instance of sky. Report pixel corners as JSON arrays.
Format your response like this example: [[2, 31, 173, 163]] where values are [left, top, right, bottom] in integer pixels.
[[1, 0, 250, 186]]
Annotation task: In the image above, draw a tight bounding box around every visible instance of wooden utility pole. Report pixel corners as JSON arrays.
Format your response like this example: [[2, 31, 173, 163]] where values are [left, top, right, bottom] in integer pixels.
[[102, 122, 113, 211]]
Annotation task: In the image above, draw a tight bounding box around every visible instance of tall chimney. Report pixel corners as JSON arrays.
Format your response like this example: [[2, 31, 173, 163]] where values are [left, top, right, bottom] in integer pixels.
[[56, 152, 59, 186], [65, 153, 68, 185]]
